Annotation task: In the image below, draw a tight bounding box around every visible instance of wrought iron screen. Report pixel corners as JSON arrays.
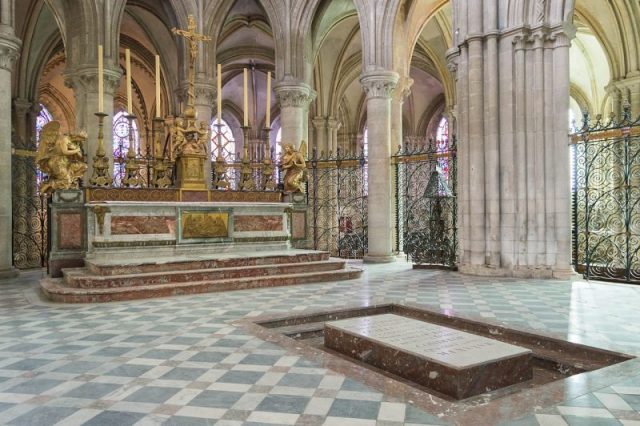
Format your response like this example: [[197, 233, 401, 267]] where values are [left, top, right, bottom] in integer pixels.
[[308, 149, 368, 258], [393, 139, 457, 268], [572, 107, 640, 283], [12, 150, 48, 269]]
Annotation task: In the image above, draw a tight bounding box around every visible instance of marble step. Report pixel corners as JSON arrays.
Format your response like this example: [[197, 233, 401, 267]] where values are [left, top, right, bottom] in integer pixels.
[[86, 251, 331, 276], [40, 268, 362, 303], [62, 260, 347, 289]]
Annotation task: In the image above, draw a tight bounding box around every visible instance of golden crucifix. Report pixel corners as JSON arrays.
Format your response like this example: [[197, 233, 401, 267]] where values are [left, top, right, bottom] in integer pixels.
[[172, 15, 211, 108]]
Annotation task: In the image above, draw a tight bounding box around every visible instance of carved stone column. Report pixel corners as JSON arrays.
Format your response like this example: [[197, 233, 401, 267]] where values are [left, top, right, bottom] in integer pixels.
[[391, 78, 412, 152], [360, 71, 398, 263], [326, 118, 340, 154], [0, 33, 21, 278], [312, 117, 328, 156], [450, 15, 574, 277], [64, 68, 121, 182], [274, 81, 315, 149], [12, 98, 32, 149]]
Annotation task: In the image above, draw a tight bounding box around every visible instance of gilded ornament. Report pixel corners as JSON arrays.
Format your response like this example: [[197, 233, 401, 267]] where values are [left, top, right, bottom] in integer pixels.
[[281, 141, 307, 193], [36, 121, 88, 194]]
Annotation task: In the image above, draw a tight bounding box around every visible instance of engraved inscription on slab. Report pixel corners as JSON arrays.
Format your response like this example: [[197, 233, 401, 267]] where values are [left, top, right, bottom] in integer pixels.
[[181, 211, 229, 239], [326, 314, 531, 369]]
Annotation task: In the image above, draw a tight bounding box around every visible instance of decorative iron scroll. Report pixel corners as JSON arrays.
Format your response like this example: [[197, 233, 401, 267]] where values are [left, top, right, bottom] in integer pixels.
[[393, 139, 457, 268], [572, 106, 640, 283], [307, 149, 368, 258], [12, 153, 48, 269]]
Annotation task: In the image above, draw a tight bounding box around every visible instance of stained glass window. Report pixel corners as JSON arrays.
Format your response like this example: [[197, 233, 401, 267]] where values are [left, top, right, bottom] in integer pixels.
[[35, 104, 54, 188], [275, 127, 282, 158], [35, 104, 53, 146], [435, 117, 449, 181], [112, 111, 140, 186], [362, 126, 368, 158], [210, 118, 236, 161]]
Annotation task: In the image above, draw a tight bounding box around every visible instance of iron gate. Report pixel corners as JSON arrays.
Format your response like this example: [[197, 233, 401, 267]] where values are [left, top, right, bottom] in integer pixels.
[[308, 149, 368, 258], [572, 106, 640, 283], [12, 149, 48, 269], [393, 139, 457, 268]]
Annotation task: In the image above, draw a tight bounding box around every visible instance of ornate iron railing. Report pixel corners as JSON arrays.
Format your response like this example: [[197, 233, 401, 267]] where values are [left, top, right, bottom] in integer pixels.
[[393, 138, 457, 268], [307, 149, 368, 258], [12, 149, 48, 269], [571, 106, 640, 283]]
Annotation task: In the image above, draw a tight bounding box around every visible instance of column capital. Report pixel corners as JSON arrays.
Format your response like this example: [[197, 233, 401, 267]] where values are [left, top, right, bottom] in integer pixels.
[[393, 77, 413, 102], [326, 117, 340, 130], [64, 66, 121, 93], [195, 82, 216, 107], [274, 81, 316, 108], [360, 71, 399, 100], [13, 98, 32, 115], [0, 34, 20, 72], [177, 80, 216, 108], [311, 116, 326, 129]]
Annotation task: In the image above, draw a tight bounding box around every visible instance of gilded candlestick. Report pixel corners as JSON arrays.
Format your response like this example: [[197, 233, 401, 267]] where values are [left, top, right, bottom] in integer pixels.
[[89, 112, 113, 187]]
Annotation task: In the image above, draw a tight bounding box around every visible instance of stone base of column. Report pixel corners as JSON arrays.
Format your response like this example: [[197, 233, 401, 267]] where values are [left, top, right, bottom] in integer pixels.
[[0, 268, 19, 280], [458, 264, 576, 279], [363, 254, 396, 264]]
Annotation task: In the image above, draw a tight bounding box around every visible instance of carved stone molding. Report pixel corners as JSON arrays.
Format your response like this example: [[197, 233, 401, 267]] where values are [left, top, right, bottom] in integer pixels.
[[0, 35, 21, 72], [360, 71, 399, 100], [274, 82, 315, 108]]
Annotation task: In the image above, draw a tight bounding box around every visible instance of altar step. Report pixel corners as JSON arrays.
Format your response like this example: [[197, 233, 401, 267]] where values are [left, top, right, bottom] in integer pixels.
[[40, 250, 362, 303]]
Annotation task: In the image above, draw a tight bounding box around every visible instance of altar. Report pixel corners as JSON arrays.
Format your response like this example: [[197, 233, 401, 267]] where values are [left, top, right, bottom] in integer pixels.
[[37, 15, 360, 302]]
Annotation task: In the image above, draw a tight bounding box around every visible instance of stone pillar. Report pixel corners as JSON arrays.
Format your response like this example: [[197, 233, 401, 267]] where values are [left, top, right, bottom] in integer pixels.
[[274, 80, 315, 149], [327, 117, 340, 152], [312, 117, 328, 156], [0, 33, 20, 278], [65, 68, 121, 182], [12, 98, 31, 148], [450, 0, 575, 278], [360, 71, 398, 263], [391, 78, 411, 153]]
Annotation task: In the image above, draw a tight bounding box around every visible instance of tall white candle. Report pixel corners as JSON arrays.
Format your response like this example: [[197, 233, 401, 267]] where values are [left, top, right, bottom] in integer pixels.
[[217, 63, 222, 122], [125, 49, 132, 114], [243, 68, 248, 127], [155, 55, 161, 118], [265, 71, 271, 126], [98, 45, 104, 113]]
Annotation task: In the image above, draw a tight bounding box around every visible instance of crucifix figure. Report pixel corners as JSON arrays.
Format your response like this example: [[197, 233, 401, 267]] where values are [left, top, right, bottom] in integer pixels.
[[172, 15, 211, 108]]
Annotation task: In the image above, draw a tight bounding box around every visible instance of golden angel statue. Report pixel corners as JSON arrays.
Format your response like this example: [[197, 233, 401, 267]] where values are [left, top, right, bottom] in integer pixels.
[[281, 141, 307, 193], [36, 121, 88, 194]]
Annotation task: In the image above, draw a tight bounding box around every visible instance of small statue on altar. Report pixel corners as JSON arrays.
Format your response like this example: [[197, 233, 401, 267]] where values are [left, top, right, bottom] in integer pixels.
[[281, 142, 307, 193], [36, 121, 88, 194], [171, 118, 186, 156]]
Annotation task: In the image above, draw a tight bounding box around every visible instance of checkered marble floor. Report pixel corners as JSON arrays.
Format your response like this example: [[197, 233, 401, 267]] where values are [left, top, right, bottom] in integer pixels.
[[1, 260, 640, 425]]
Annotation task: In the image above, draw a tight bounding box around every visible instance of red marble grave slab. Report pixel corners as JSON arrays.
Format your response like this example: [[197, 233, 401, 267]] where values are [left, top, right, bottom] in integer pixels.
[[111, 216, 176, 235], [58, 212, 83, 249], [324, 314, 532, 399], [234, 215, 283, 232]]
